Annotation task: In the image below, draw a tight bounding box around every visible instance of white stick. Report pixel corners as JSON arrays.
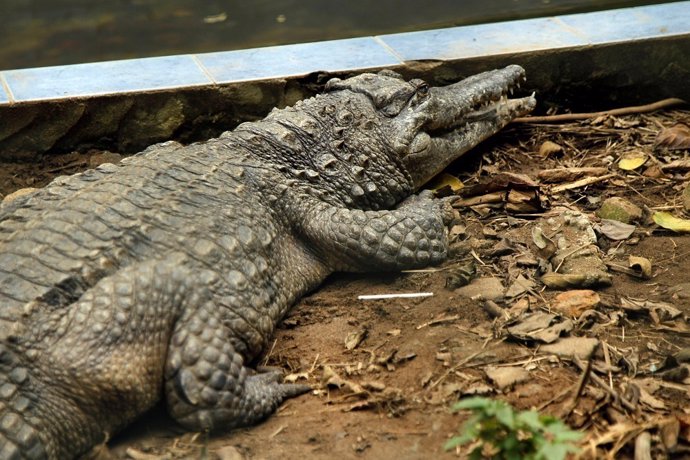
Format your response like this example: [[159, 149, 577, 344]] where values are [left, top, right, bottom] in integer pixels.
[[358, 292, 434, 300]]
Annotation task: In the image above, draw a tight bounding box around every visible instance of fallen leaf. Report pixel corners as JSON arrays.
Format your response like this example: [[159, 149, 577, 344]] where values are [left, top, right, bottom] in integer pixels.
[[597, 219, 636, 240], [620, 298, 682, 322], [506, 312, 573, 343], [455, 277, 505, 301], [505, 274, 536, 298], [428, 173, 463, 195], [628, 255, 652, 279], [618, 151, 648, 170], [655, 123, 690, 150], [485, 366, 530, 391], [550, 290, 601, 317], [538, 140, 564, 157], [652, 211, 690, 232], [531, 226, 557, 259], [345, 328, 368, 350], [541, 337, 600, 360]]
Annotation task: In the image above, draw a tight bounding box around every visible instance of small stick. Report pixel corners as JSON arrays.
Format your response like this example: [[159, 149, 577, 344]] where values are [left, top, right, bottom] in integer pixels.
[[550, 174, 616, 194], [358, 292, 433, 300], [416, 314, 461, 330], [428, 349, 486, 390], [538, 167, 609, 183], [561, 354, 593, 416], [513, 98, 686, 124], [573, 357, 636, 412]]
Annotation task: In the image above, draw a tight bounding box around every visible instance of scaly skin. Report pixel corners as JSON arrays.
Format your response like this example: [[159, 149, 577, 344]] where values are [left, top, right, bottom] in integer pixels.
[[0, 66, 535, 459]]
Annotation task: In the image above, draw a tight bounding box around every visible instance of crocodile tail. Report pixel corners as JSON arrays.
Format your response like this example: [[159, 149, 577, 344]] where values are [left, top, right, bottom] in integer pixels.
[[0, 343, 48, 460]]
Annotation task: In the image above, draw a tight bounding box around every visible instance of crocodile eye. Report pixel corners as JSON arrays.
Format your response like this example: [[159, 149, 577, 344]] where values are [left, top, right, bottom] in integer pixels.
[[416, 82, 429, 97]]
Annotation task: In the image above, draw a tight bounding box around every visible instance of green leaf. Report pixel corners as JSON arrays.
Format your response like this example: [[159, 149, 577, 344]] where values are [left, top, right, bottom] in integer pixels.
[[452, 397, 492, 412], [536, 442, 579, 460], [516, 410, 542, 430], [444, 435, 466, 451], [495, 404, 516, 429]]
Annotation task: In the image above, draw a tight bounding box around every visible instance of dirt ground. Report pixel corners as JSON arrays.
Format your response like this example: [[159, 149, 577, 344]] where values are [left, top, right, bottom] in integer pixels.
[[2, 108, 690, 459]]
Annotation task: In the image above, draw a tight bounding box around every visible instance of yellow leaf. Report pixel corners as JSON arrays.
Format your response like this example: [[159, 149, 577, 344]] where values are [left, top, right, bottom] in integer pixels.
[[618, 152, 647, 171], [428, 173, 463, 193], [652, 212, 690, 232]]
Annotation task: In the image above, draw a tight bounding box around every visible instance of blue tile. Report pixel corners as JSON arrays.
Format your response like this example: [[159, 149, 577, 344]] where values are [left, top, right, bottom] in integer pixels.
[[559, 2, 690, 44], [378, 17, 587, 62], [0, 74, 10, 104], [196, 37, 402, 83], [4, 55, 213, 102]]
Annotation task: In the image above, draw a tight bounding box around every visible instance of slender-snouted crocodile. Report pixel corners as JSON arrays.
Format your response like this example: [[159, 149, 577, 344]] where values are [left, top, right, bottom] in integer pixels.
[[0, 65, 535, 459]]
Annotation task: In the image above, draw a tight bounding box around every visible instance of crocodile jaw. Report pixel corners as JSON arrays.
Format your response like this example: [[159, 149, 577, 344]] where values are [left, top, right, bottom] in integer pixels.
[[398, 65, 536, 188]]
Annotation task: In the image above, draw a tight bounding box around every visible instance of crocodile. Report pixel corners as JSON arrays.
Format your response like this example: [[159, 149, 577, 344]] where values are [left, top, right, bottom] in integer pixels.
[[0, 65, 535, 459]]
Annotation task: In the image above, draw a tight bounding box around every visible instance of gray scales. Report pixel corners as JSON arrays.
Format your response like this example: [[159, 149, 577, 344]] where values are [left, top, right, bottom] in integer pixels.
[[0, 66, 535, 459]]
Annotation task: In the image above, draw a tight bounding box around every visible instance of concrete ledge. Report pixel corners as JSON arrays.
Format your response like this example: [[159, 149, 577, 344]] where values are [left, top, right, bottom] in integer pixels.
[[1, 2, 688, 160], [1, 2, 687, 104]]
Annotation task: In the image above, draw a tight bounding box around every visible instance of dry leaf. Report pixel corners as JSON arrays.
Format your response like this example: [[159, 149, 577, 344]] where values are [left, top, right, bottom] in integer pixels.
[[629, 255, 652, 279], [598, 219, 636, 240], [484, 366, 530, 390], [655, 123, 690, 150], [538, 140, 563, 157], [344, 328, 368, 350], [550, 290, 601, 317], [653, 211, 690, 232], [531, 226, 557, 259], [618, 151, 648, 170], [506, 311, 573, 343], [541, 337, 600, 360]]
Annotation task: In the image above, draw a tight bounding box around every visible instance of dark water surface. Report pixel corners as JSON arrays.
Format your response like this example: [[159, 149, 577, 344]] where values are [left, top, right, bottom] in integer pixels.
[[0, 0, 674, 70]]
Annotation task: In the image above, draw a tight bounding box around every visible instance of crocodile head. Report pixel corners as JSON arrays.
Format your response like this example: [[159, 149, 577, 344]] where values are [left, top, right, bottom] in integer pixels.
[[325, 65, 536, 189]]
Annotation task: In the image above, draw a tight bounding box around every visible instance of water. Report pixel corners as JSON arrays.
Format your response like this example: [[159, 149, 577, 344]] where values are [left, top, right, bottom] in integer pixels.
[[0, 0, 671, 70]]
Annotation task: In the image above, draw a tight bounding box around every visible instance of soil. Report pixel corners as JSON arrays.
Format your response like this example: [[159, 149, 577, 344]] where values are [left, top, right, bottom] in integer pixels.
[[2, 109, 690, 460]]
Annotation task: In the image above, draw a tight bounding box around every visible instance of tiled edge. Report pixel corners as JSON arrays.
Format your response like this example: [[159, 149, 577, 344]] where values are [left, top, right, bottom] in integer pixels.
[[195, 36, 402, 84], [377, 16, 587, 62], [558, 1, 690, 44], [0, 73, 11, 103], [0, 1, 688, 105], [377, 1, 690, 61], [2, 55, 213, 103]]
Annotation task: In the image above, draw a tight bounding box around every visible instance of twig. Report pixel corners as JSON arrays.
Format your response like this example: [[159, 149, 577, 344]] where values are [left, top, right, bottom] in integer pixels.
[[262, 339, 278, 366], [550, 174, 616, 194], [513, 98, 686, 124], [269, 425, 286, 438], [416, 314, 461, 330], [428, 349, 486, 390], [561, 354, 593, 416], [573, 357, 636, 412]]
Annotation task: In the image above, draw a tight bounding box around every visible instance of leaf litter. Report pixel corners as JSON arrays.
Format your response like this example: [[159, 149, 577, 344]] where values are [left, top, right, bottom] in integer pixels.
[[2, 108, 690, 459]]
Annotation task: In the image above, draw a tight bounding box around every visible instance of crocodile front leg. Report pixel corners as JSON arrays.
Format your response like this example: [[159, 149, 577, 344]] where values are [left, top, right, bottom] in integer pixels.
[[296, 191, 449, 272]]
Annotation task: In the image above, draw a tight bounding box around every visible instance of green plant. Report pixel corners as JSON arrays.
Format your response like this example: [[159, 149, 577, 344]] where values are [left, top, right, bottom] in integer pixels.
[[445, 397, 582, 460]]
